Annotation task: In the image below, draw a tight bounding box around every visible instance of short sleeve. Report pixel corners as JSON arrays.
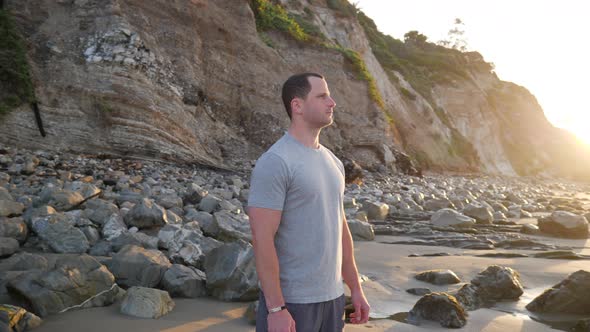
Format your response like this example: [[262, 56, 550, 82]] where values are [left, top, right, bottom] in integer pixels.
[[247, 152, 289, 211]]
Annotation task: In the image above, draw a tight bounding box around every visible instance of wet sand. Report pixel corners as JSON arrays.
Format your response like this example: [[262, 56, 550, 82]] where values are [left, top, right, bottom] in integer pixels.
[[33, 234, 590, 332]]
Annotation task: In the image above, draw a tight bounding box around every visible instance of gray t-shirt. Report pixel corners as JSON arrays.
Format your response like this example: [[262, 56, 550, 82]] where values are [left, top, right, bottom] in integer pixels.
[[248, 131, 345, 303]]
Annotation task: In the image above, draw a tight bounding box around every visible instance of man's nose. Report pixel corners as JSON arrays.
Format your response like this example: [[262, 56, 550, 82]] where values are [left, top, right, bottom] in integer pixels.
[[328, 96, 336, 107]]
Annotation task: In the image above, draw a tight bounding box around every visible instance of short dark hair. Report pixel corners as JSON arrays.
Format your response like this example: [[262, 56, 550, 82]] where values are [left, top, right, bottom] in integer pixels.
[[281, 72, 324, 119]]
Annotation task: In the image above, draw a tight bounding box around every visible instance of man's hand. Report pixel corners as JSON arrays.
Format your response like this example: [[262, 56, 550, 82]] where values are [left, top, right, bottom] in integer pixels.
[[348, 288, 370, 324], [268, 309, 296, 332]]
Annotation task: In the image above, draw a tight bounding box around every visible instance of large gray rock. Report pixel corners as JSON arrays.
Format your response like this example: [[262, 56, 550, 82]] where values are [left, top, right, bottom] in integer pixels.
[[347, 219, 375, 241], [107, 244, 171, 288], [462, 202, 493, 224], [455, 265, 523, 310], [156, 193, 183, 210], [430, 208, 476, 227], [423, 198, 455, 212], [407, 292, 467, 328], [0, 237, 19, 257], [7, 254, 121, 317], [102, 213, 128, 241], [415, 270, 461, 285], [363, 201, 389, 220], [203, 240, 258, 301], [120, 286, 175, 319], [0, 252, 48, 271], [0, 199, 24, 217], [198, 195, 222, 213], [211, 211, 251, 242], [123, 198, 168, 229], [82, 199, 119, 225], [185, 210, 216, 236], [0, 217, 28, 243], [161, 264, 207, 298], [538, 211, 589, 239], [110, 232, 159, 252], [47, 189, 85, 211], [31, 214, 90, 253], [0, 304, 42, 332], [22, 205, 56, 226], [182, 183, 208, 205], [526, 270, 590, 314]]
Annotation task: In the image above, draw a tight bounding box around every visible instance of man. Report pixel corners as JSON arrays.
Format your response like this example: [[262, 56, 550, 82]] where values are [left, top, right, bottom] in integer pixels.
[[247, 73, 370, 332]]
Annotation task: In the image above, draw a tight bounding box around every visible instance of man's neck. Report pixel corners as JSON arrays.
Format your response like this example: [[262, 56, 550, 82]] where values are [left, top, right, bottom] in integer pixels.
[[287, 125, 321, 149]]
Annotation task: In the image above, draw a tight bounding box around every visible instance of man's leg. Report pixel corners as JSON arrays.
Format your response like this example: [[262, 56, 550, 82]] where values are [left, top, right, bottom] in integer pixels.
[[319, 294, 346, 332]]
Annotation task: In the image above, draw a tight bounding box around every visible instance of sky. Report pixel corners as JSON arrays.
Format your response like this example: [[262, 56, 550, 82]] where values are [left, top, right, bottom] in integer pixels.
[[354, 0, 590, 144]]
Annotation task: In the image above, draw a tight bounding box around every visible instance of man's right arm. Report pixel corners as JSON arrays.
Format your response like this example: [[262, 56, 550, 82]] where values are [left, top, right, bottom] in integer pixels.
[[248, 206, 285, 308], [248, 206, 296, 331]]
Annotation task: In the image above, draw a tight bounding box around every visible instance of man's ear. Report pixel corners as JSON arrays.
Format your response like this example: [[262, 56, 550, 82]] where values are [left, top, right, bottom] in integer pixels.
[[291, 97, 303, 116]]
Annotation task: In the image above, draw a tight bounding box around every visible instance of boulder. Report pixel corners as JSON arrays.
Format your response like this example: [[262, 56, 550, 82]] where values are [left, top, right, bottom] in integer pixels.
[[406, 288, 432, 296], [161, 264, 207, 298], [47, 189, 85, 211], [538, 211, 589, 239], [0, 252, 48, 271], [7, 254, 121, 317], [407, 292, 467, 328], [526, 270, 590, 314], [423, 198, 455, 212], [211, 211, 252, 242], [198, 195, 221, 213], [455, 265, 523, 310], [203, 240, 258, 301], [120, 286, 175, 319], [0, 237, 19, 257], [347, 219, 375, 241], [82, 199, 119, 225], [107, 245, 171, 288], [0, 200, 24, 218], [462, 203, 493, 224], [123, 198, 168, 229], [430, 209, 476, 228], [31, 214, 89, 254], [0, 304, 42, 332], [415, 270, 461, 285], [363, 201, 389, 220], [101, 213, 128, 241]]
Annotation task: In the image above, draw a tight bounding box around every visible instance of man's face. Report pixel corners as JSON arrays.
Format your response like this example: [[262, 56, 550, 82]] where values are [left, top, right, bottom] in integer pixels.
[[298, 77, 336, 128]]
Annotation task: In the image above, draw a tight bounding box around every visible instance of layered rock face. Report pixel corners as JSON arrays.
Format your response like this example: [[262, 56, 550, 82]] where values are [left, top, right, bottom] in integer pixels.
[[1, 0, 588, 178]]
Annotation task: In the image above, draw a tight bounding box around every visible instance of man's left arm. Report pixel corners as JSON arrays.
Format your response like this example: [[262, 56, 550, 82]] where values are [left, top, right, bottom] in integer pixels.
[[341, 214, 370, 324]]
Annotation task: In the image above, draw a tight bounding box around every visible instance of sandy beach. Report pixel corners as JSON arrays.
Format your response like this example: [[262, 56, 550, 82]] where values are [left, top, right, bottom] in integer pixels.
[[32, 231, 590, 332]]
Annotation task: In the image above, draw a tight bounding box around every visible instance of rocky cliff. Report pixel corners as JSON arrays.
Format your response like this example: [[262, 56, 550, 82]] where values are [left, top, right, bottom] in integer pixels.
[[1, 0, 588, 179]]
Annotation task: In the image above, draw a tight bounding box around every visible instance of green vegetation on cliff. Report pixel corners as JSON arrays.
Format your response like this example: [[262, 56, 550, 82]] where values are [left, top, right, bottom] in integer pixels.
[[249, 0, 385, 110], [0, 8, 35, 116]]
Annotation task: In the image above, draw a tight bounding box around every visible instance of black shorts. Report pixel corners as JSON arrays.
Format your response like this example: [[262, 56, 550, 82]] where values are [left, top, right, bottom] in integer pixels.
[[256, 291, 346, 332]]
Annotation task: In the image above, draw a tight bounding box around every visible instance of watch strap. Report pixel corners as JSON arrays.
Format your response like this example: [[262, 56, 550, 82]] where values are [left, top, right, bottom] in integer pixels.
[[268, 305, 287, 314]]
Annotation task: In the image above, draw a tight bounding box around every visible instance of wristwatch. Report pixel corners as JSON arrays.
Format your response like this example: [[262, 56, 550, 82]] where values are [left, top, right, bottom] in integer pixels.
[[268, 305, 287, 314]]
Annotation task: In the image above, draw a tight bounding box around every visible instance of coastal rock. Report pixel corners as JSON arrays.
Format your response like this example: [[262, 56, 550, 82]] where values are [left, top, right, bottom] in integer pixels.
[[0, 238, 19, 257], [0, 217, 28, 243], [0, 252, 48, 271], [430, 209, 476, 227], [211, 211, 252, 242], [0, 199, 25, 218], [462, 202, 493, 224], [0, 304, 42, 332], [455, 265, 523, 310], [107, 245, 171, 288], [203, 240, 258, 301], [347, 219, 375, 241], [161, 264, 207, 298], [526, 270, 590, 314], [363, 201, 389, 220], [538, 211, 589, 239], [31, 214, 89, 253], [82, 199, 119, 225], [424, 198, 455, 212], [123, 198, 168, 229], [415, 270, 461, 285], [120, 286, 175, 319], [7, 254, 119, 317], [407, 292, 467, 328], [198, 195, 221, 213]]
